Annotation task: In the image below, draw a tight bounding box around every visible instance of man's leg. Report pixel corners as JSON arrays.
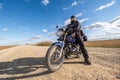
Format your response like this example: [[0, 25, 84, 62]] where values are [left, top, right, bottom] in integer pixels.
[[76, 31, 91, 65], [79, 39, 89, 59]]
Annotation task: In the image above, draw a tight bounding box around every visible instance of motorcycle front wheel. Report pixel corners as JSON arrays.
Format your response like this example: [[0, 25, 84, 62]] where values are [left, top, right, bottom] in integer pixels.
[[45, 45, 65, 72]]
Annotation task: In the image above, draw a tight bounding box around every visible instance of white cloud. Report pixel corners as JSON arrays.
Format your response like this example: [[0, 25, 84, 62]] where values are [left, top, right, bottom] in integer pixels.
[[10, 35, 44, 45], [78, 18, 88, 23], [42, 0, 49, 6], [75, 13, 82, 18], [42, 29, 48, 32], [49, 31, 56, 36], [64, 18, 71, 26], [110, 16, 120, 24], [85, 16, 120, 30], [95, 0, 115, 11], [2, 28, 8, 31], [71, 1, 78, 7], [88, 31, 120, 41], [63, 0, 83, 10], [32, 35, 43, 40], [85, 22, 108, 30], [85, 16, 120, 40]]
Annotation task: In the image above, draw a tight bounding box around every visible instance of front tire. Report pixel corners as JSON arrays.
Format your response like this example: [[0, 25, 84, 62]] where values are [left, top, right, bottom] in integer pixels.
[[45, 45, 65, 72]]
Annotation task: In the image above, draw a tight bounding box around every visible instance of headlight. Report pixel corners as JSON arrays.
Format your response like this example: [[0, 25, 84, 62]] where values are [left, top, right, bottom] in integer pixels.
[[56, 29, 64, 37]]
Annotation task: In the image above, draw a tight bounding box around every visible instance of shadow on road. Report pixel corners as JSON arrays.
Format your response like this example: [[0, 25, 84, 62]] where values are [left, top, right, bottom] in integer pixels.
[[0, 57, 51, 80], [64, 61, 85, 64]]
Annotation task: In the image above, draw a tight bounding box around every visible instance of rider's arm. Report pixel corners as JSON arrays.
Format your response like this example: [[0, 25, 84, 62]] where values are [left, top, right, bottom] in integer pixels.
[[75, 21, 81, 31], [65, 24, 71, 33]]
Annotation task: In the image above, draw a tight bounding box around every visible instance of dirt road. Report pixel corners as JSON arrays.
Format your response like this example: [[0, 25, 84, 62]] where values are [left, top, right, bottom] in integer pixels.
[[0, 45, 120, 80]]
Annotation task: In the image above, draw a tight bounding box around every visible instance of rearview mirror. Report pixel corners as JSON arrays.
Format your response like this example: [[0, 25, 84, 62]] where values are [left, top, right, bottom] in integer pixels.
[[56, 25, 59, 28]]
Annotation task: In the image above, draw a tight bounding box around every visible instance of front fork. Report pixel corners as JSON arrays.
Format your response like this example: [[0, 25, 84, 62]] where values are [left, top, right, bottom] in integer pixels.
[[58, 34, 67, 59], [58, 44, 64, 59]]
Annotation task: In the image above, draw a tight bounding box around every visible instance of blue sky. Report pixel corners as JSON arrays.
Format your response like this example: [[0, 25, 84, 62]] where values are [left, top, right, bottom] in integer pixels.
[[0, 0, 120, 45]]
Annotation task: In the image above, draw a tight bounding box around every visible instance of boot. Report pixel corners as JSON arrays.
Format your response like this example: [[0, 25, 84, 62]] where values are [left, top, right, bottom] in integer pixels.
[[84, 58, 91, 65]]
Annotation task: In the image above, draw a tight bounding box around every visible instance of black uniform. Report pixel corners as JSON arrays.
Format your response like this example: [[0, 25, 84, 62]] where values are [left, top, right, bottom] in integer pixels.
[[66, 20, 89, 59]]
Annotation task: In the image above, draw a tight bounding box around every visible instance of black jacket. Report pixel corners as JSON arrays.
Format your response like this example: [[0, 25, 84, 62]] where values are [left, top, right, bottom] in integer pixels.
[[65, 20, 81, 33]]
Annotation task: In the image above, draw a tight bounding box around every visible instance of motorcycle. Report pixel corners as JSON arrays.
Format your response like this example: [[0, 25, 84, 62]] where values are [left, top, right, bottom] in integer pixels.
[[45, 25, 87, 72]]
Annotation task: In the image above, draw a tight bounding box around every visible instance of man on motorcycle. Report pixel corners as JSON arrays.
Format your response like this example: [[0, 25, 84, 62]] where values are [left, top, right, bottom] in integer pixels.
[[66, 15, 91, 65]]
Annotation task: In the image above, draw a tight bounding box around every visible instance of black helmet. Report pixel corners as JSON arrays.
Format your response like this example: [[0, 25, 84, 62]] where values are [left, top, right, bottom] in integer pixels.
[[71, 15, 76, 19]]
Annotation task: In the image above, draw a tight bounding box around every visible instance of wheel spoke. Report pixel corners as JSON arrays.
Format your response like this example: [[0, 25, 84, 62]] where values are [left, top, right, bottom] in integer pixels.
[[50, 47, 62, 67]]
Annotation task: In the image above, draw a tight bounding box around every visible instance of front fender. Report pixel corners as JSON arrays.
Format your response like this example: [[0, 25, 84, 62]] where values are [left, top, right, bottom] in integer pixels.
[[52, 42, 63, 48]]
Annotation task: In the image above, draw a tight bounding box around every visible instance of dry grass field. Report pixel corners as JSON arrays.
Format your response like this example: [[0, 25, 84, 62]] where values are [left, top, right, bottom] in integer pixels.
[[0, 39, 120, 51], [0, 46, 16, 50], [0, 39, 120, 50], [35, 41, 52, 46], [35, 39, 120, 48], [85, 39, 120, 48]]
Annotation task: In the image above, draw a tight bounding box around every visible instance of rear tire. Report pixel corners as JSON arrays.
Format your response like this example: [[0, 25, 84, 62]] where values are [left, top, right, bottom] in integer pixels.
[[45, 45, 65, 72]]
